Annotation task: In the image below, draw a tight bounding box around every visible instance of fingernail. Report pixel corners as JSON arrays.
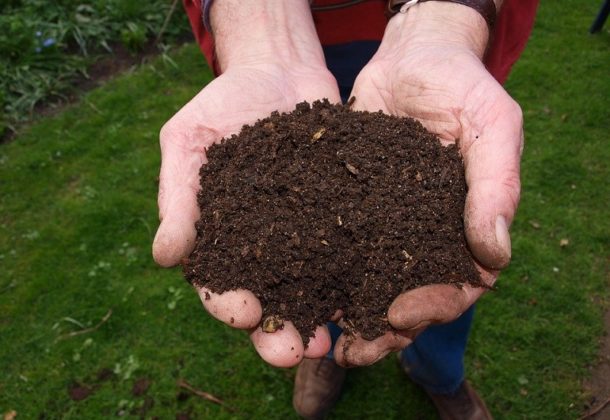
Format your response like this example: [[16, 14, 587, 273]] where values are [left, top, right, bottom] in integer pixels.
[[405, 320, 430, 332], [495, 215, 512, 267]]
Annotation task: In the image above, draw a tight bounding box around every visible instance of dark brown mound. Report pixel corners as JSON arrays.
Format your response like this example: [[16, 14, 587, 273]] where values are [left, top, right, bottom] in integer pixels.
[[184, 100, 483, 343]]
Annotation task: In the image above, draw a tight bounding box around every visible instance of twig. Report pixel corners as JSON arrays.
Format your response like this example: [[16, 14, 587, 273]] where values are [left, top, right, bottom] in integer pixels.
[[579, 395, 610, 419], [62, 317, 86, 329], [137, 217, 153, 241], [156, 0, 179, 44], [177, 379, 236, 412], [57, 309, 112, 340], [0, 280, 17, 294], [84, 98, 102, 115]]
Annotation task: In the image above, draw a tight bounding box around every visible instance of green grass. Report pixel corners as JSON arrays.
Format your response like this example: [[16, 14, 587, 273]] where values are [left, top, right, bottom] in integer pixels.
[[0, 1, 608, 418]]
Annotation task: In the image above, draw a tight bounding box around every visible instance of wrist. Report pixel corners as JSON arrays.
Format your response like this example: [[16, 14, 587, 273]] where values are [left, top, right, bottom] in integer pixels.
[[382, 1, 491, 59], [210, 0, 327, 72]]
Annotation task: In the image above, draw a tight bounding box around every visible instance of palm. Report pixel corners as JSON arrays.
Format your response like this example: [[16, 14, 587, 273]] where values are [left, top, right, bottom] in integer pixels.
[[353, 47, 508, 141], [154, 64, 340, 367], [161, 64, 340, 151]]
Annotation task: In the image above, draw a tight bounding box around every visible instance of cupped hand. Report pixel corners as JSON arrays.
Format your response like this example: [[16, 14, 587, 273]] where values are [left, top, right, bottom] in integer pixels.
[[153, 61, 341, 367], [333, 7, 523, 366]]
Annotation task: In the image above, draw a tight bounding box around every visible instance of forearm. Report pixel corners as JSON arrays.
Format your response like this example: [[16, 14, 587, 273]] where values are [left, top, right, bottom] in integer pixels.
[[381, 0, 505, 59], [210, 0, 326, 71]]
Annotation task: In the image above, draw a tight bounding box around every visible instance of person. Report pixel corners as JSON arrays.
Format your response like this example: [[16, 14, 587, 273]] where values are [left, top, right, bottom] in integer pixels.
[[153, 0, 538, 418]]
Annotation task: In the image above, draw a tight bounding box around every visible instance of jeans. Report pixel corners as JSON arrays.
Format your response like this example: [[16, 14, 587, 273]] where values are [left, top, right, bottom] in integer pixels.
[[326, 307, 475, 395], [323, 41, 475, 396]]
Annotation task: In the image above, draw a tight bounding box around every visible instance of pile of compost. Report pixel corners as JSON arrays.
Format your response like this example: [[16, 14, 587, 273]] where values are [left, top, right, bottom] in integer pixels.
[[183, 100, 482, 343]]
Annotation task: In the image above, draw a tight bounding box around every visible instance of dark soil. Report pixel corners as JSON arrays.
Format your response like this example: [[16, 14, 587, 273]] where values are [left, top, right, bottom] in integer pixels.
[[184, 100, 483, 343], [96, 367, 114, 382], [68, 382, 93, 401], [132, 377, 151, 396]]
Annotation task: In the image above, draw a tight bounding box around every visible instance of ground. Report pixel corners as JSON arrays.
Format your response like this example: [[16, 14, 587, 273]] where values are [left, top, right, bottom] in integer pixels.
[[0, 1, 608, 418]]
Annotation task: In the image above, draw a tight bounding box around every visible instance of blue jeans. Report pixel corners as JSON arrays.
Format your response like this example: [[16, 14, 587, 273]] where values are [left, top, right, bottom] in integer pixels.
[[323, 41, 475, 396], [326, 306, 474, 395]]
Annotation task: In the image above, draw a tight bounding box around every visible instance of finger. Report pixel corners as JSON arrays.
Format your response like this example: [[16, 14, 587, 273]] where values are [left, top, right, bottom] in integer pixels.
[[333, 331, 412, 367], [387, 279, 491, 330], [152, 119, 219, 267], [303, 325, 332, 359], [197, 287, 262, 329], [250, 321, 305, 368], [462, 91, 523, 270]]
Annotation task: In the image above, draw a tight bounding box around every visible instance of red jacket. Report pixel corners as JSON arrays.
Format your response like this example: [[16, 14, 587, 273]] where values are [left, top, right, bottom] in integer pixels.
[[183, 0, 538, 84]]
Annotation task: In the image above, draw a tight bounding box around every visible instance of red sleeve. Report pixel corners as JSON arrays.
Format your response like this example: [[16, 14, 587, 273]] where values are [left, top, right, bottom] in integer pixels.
[[183, 0, 539, 84], [309, 0, 539, 84], [485, 0, 540, 84], [183, 0, 220, 75]]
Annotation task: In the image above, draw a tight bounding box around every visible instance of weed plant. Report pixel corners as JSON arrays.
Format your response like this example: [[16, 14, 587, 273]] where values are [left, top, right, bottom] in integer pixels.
[[0, 0, 190, 136]]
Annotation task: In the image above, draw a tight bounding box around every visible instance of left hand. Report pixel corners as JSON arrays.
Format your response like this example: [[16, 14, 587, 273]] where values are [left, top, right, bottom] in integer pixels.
[[333, 2, 523, 366]]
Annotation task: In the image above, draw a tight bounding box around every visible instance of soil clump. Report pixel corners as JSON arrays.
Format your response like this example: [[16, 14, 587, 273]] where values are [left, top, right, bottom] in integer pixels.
[[184, 100, 483, 343]]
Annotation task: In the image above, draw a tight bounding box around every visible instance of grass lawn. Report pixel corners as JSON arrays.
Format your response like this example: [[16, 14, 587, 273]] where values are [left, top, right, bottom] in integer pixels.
[[1, 1, 608, 418]]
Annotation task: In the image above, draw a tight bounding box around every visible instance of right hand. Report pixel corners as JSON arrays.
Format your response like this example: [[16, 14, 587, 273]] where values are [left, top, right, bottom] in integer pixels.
[[153, 59, 341, 367]]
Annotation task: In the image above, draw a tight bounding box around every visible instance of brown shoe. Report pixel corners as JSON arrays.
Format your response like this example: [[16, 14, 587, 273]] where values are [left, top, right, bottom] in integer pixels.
[[397, 351, 492, 420], [293, 357, 346, 419], [425, 381, 493, 420]]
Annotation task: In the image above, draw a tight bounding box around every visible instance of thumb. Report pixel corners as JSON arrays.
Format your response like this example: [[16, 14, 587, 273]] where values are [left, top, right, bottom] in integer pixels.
[[152, 187, 200, 267], [462, 96, 523, 270], [152, 122, 210, 267]]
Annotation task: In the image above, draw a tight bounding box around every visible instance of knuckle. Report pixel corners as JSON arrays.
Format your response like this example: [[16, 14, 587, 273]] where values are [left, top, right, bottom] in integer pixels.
[[509, 99, 523, 124], [436, 302, 461, 323], [159, 119, 179, 144], [502, 174, 521, 208], [503, 97, 523, 130]]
